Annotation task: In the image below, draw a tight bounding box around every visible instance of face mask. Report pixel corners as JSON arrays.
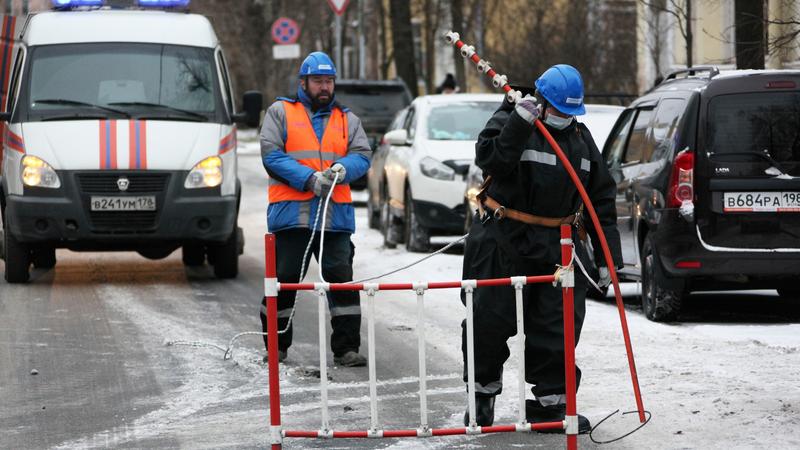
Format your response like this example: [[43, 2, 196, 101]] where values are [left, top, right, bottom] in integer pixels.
[[544, 113, 573, 130]]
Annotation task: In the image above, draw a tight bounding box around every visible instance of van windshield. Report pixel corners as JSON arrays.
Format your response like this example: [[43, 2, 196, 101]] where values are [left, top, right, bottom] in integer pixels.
[[427, 101, 498, 140], [707, 92, 800, 163], [21, 43, 223, 122]]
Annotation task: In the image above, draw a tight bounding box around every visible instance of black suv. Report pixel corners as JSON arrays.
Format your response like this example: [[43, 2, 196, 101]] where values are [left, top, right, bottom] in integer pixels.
[[603, 67, 800, 321], [333, 79, 413, 190]]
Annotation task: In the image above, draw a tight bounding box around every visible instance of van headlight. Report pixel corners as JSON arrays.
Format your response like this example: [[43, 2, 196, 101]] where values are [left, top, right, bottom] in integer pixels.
[[185, 156, 222, 188], [419, 156, 455, 181], [21, 155, 61, 188]]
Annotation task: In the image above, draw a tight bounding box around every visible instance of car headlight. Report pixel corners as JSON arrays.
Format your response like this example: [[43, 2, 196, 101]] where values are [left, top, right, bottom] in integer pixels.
[[419, 156, 455, 181], [185, 156, 222, 188], [21, 155, 61, 188]]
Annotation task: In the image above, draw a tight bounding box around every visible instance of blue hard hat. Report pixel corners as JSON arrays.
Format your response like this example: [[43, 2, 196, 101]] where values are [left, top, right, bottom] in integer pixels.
[[534, 64, 586, 116], [298, 51, 337, 78]]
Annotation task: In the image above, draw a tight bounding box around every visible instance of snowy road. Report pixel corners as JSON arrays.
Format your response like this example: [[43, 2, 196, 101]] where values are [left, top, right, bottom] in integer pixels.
[[2, 141, 800, 449]]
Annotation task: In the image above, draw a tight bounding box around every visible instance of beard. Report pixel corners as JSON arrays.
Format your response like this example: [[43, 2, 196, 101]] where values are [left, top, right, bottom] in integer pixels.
[[305, 87, 332, 110]]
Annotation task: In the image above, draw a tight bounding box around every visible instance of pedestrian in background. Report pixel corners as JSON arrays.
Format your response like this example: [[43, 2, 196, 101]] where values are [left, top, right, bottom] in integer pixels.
[[259, 51, 371, 367], [436, 73, 459, 94], [462, 64, 622, 430]]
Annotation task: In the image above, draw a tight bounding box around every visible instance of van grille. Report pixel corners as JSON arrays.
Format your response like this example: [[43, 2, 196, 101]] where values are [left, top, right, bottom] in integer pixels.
[[88, 211, 158, 233], [77, 173, 170, 194]]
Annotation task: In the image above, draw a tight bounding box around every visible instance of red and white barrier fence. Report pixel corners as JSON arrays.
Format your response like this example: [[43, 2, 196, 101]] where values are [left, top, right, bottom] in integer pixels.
[[264, 225, 582, 449]]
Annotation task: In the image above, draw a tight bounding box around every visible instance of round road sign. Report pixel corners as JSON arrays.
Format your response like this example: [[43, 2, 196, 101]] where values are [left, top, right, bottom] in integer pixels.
[[271, 17, 300, 45]]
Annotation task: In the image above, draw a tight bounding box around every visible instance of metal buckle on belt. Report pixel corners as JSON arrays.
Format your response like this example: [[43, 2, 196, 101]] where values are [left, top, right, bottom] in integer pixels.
[[493, 205, 506, 220]]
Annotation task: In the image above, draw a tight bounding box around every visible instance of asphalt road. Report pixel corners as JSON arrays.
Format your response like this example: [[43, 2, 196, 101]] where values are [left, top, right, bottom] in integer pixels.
[[0, 150, 587, 449], [5, 148, 800, 449]]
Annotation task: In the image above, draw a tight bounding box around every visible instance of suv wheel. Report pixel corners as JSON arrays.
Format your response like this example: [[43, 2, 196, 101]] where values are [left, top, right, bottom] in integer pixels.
[[182, 244, 206, 266], [641, 235, 684, 321], [210, 225, 239, 279], [4, 225, 31, 283], [379, 184, 398, 248], [31, 247, 56, 269], [403, 185, 430, 253]]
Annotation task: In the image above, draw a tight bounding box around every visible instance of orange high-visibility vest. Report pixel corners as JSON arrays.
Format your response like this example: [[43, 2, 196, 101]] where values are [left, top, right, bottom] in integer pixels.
[[268, 101, 352, 204]]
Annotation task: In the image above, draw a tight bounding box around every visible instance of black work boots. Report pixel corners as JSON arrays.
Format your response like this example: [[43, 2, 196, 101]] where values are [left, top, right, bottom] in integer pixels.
[[463, 396, 496, 427], [526, 399, 591, 433], [262, 349, 287, 364], [333, 351, 367, 367]]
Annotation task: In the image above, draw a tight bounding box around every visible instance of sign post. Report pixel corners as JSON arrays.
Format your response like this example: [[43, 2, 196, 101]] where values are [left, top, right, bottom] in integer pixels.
[[327, 0, 349, 73]]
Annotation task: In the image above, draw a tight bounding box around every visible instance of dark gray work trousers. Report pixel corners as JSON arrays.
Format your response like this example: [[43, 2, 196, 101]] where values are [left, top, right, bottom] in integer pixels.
[[260, 228, 361, 356]]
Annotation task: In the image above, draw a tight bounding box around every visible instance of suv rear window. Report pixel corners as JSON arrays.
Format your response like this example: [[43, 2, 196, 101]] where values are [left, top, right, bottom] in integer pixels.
[[707, 92, 800, 163]]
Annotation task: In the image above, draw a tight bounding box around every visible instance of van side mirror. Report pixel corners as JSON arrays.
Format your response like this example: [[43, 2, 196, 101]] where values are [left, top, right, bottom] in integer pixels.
[[0, 111, 11, 122], [384, 129, 409, 146], [233, 90, 263, 128]]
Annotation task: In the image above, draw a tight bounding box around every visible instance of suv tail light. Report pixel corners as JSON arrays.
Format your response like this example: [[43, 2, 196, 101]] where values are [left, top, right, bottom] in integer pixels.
[[668, 149, 694, 208]]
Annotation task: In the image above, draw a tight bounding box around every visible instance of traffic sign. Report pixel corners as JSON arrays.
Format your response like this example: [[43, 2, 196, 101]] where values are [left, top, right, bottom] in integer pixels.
[[326, 0, 350, 16], [271, 17, 300, 45]]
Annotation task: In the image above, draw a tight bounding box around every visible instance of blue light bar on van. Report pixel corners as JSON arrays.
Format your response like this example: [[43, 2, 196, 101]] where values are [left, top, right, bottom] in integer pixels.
[[51, 0, 103, 6], [136, 0, 190, 6]]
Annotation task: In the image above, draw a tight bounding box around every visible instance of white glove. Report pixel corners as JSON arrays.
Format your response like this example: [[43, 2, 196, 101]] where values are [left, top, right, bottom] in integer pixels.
[[514, 94, 542, 125], [306, 172, 334, 197], [598, 266, 612, 288], [324, 163, 346, 184]]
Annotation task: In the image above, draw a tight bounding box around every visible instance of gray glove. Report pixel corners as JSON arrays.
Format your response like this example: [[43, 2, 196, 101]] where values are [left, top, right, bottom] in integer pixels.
[[323, 163, 347, 184], [514, 94, 542, 125], [598, 266, 612, 288], [306, 171, 334, 198]]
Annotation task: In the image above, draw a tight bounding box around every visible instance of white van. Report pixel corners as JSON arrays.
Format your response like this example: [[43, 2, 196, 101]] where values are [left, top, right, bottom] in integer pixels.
[[0, 1, 262, 283]]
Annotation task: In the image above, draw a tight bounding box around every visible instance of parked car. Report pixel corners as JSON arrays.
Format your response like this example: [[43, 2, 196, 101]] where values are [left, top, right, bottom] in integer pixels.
[[371, 93, 503, 252], [332, 79, 412, 191], [601, 66, 800, 321], [366, 107, 408, 232], [464, 103, 625, 232]]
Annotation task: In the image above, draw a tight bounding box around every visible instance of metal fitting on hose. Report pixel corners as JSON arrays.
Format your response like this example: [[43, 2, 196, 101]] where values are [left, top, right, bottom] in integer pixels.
[[476, 59, 490, 73], [444, 31, 460, 44], [492, 74, 508, 88], [506, 89, 523, 104], [460, 44, 476, 58]]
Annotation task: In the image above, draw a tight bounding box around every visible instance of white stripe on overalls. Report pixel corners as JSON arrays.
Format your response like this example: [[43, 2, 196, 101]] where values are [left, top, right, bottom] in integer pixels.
[[521, 149, 591, 173]]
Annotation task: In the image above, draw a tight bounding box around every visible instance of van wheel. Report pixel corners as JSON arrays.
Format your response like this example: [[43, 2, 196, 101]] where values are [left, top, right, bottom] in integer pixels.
[[403, 185, 430, 253], [4, 226, 30, 283], [31, 247, 56, 269], [641, 235, 684, 321], [777, 287, 800, 299], [211, 226, 239, 279], [182, 244, 205, 266]]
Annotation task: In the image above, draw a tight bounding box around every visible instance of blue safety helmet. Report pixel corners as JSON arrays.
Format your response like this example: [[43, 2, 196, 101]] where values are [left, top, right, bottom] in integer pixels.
[[534, 64, 586, 116], [298, 51, 337, 78]]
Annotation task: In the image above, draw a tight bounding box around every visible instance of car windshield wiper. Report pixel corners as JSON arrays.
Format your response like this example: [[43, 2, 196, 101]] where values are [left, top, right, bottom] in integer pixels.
[[709, 150, 788, 175], [33, 99, 130, 117], [108, 101, 209, 122]]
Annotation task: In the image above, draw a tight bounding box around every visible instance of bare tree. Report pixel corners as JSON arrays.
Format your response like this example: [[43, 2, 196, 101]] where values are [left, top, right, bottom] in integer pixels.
[[641, 0, 693, 67], [390, 0, 419, 96], [449, 0, 467, 92], [423, 0, 444, 94], [735, 0, 765, 69], [641, 0, 672, 80]]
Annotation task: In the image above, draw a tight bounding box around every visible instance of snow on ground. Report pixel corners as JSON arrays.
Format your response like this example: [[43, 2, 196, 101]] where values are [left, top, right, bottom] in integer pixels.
[[346, 208, 800, 449]]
